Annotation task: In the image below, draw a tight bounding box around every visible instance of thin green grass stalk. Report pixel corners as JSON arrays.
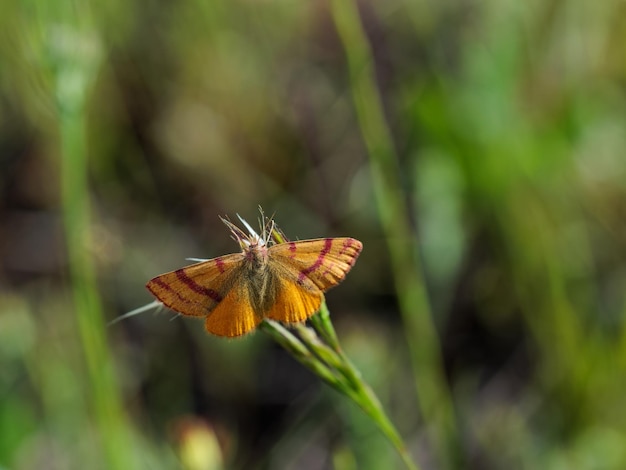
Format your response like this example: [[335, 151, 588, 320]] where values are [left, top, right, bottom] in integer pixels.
[[262, 313, 420, 470], [307, 301, 340, 351], [329, 1, 459, 467], [54, 26, 134, 469], [259, 320, 341, 386]]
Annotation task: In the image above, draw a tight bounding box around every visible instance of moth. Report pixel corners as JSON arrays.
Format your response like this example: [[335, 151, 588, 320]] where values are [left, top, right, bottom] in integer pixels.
[[146, 214, 363, 337]]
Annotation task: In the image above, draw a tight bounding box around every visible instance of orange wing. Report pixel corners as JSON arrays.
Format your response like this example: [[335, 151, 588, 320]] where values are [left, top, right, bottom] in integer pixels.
[[204, 285, 263, 337], [146, 253, 244, 318], [263, 275, 324, 323], [269, 237, 363, 291], [146, 237, 362, 336]]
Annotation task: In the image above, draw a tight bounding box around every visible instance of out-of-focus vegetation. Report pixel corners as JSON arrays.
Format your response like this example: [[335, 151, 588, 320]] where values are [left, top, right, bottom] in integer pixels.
[[1, 0, 626, 469]]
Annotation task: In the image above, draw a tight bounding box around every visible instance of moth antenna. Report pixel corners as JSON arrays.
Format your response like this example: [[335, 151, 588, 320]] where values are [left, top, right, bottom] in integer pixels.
[[220, 215, 253, 248], [236, 213, 260, 239], [257, 206, 266, 239], [268, 219, 276, 242], [186, 258, 209, 263], [260, 210, 276, 244]]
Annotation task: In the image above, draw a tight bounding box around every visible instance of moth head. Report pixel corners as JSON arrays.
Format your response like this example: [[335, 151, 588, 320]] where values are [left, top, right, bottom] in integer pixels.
[[220, 211, 283, 253]]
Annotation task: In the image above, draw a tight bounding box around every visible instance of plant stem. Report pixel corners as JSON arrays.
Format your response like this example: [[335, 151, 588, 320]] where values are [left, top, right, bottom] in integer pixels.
[[266, 317, 421, 470], [329, 1, 460, 468], [55, 27, 134, 469]]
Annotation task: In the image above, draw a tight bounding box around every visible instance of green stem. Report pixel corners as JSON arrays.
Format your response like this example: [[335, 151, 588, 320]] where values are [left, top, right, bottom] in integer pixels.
[[335, 351, 419, 470], [296, 322, 421, 470], [329, 1, 459, 468], [260, 320, 341, 387], [57, 59, 133, 470], [308, 300, 341, 351]]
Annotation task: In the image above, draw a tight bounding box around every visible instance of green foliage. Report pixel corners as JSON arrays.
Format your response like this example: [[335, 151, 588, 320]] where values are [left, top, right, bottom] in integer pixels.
[[1, 0, 626, 468]]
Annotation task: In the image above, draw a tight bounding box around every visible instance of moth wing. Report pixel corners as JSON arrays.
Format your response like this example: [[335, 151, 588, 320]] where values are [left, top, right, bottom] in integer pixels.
[[263, 273, 323, 323], [146, 253, 243, 318], [204, 286, 262, 337], [269, 238, 363, 291]]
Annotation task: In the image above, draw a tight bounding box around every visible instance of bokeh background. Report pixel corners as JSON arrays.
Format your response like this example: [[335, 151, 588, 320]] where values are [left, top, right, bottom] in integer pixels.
[[2, 0, 626, 469]]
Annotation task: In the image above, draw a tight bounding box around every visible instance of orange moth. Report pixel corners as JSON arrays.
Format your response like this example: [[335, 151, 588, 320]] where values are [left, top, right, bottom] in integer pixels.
[[146, 214, 363, 337]]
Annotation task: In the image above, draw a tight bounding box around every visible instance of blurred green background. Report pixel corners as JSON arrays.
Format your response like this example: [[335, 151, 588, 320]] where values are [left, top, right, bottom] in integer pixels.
[[2, 0, 626, 469]]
